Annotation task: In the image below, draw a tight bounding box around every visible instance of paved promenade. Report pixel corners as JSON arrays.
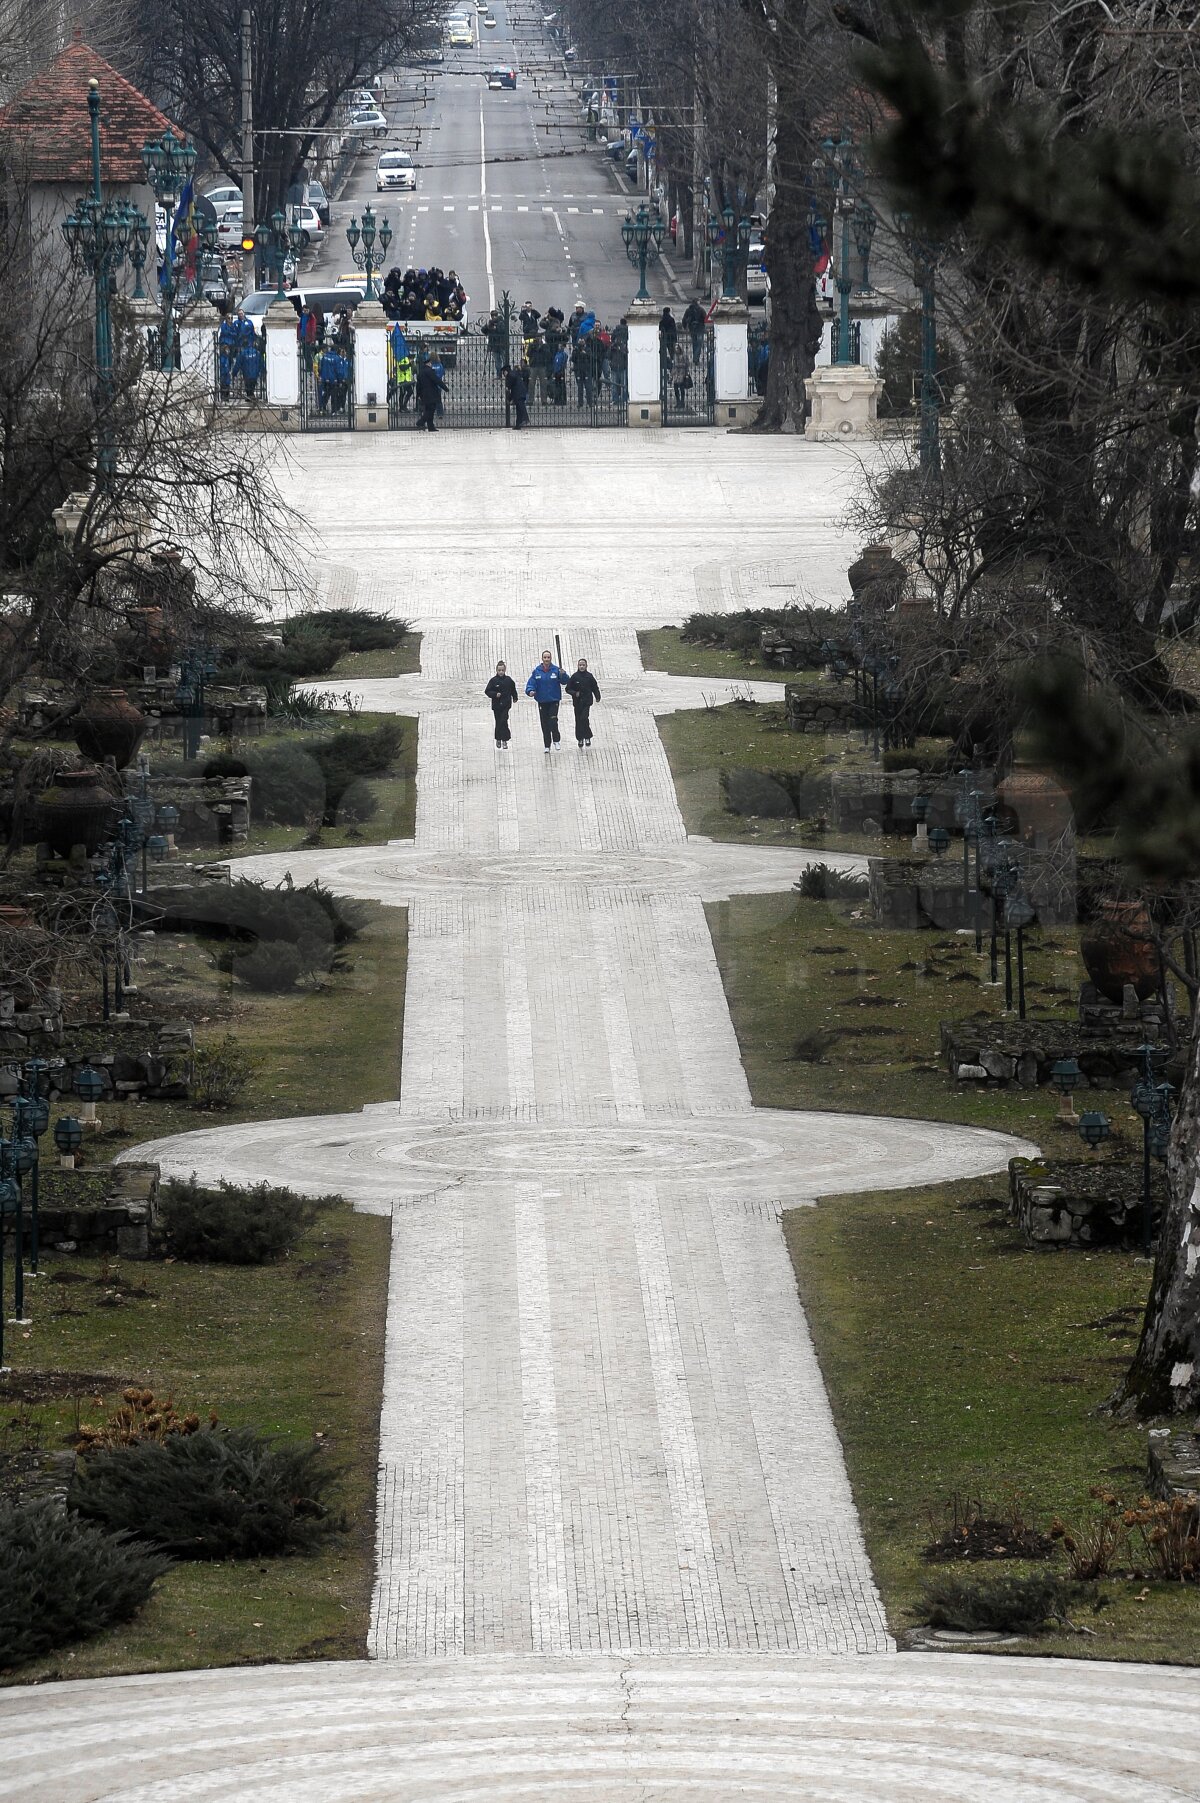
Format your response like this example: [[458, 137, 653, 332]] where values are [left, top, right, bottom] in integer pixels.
[[5, 436, 1199, 1799]]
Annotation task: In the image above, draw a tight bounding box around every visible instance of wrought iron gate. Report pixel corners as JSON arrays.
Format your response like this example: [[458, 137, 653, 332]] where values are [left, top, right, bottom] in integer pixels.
[[388, 307, 626, 430], [661, 324, 715, 426], [299, 344, 355, 432]]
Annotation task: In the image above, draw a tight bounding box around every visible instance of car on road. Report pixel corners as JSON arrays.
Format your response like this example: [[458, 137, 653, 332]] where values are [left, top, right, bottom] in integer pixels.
[[486, 65, 517, 87], [215, 204, 244, 246], [563, 44, 577, 61], [377, 148, 417, 191], [448, 23, 473, 45], [349, 106, 389, 136], [306, 179, 331, 226], [746, 237, 769, 305], [291, 202, 325, 245], [482, 10, 496, 24], [202, 182, 242, 212], [351, 87, 376, 108]]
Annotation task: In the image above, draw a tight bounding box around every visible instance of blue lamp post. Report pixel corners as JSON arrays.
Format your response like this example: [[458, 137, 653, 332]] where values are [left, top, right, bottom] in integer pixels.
[[621, 202, 665, 302], [817, 129, 856, 366], [75, 1064, 105, 1128], [0, 1172, 22, 1367], [60, 80, 136, 485], [54, 1115, 84, 1170], [1130, 1045, 1172, 1254], [140, 126, 199, 371], [345, 205, 392, 302]]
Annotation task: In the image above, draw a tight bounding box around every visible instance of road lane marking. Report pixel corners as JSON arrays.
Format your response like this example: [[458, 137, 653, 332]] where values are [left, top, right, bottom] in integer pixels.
[[480, 90, 495, 308]]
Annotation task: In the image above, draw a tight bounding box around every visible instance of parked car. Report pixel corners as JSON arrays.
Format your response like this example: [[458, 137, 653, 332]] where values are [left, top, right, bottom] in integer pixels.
[[486, 65, 517, 88], [290, 202, 325, 245], [215, 204, 244, 245], [306, 179, 331, 226], [349, 106, 389, 136], [563, 44, 577, 61], [351, 87, 376, 108], [202, 182, 242, 211], [746, 237, 769, 305], [377, 148, 417, 191]]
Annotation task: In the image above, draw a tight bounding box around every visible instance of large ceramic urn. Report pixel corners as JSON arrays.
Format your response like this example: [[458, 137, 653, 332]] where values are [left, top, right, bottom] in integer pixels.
[[37, 767, 119, 858], [1080, 900, 1159, 1004], [73, 688, 146, 770]]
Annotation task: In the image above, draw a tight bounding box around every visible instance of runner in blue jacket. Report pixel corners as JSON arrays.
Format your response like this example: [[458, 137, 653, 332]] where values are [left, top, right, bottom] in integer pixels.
[[526, 650, 567, 750]]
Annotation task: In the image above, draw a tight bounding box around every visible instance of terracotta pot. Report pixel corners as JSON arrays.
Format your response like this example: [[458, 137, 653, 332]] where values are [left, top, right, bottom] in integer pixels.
[[73, 688, 146, 770], [847, 543, 905, 597], [996, 766, 1073, 847], [37, 767, 119, 858], [1080, 900, 1159, 1004]]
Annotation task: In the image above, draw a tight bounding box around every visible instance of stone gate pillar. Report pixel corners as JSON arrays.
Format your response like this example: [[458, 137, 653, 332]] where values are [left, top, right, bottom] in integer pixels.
[[710, 298, 760, 427], [264, 298, 300, 415], [624, 301, 661, 426], [351, 298, 389, 430]]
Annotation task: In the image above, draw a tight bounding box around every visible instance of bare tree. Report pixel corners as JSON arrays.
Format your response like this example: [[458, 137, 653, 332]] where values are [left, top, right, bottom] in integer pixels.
[[128, 0, 441, 216]]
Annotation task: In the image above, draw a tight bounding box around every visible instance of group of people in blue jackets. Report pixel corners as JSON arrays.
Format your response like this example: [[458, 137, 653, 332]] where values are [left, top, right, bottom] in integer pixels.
[[217, 308, 262, 400], [485, 652, 602, 751]]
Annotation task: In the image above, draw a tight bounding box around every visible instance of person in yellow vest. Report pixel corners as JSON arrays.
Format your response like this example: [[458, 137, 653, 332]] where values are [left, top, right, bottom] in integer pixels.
[[387, 322, 414, 411]]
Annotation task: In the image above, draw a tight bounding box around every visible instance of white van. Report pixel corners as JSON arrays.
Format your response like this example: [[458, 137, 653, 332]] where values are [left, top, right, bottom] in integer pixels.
[[377, 148, 417, 192]]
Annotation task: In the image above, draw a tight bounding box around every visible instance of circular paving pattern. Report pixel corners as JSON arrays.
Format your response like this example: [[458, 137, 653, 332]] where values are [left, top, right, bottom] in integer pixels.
[[125, 1108, 1034, 1209], [3, 1656, 1198, 1801]]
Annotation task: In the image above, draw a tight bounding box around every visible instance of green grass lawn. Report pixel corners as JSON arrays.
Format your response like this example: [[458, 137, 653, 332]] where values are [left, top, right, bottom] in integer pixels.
[[657, 699, 910, 856], [167, 711, 418, 864], [329, 632, 423, 680], [0, 903, 408, 1683], [638, 626, 803, 684], [2, 1200, 390, 1682], [703, 890, 1135, 1140], [786, 1177, 1200, 1664], [705, 892, 1198, 1662]]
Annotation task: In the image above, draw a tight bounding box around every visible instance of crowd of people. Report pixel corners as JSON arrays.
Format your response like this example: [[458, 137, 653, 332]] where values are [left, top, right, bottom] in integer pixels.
[[214, 282, 756, 420], [381, 266, 468, 321], [485, 653, 602, 750]]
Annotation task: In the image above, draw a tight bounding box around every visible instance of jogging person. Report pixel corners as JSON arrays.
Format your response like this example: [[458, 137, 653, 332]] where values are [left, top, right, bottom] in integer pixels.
[[564, 658, 601, 747], [525, 649, 567, 751], [484, 660, 518, 747]]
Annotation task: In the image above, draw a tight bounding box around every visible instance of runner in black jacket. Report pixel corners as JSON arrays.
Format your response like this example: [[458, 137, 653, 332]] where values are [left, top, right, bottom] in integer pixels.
[[484, 661, 519, 746], [564, 659, 601, 747]]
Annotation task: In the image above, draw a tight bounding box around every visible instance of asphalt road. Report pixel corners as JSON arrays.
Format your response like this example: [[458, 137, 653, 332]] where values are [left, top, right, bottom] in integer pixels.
[[318, 1, 686, 328]]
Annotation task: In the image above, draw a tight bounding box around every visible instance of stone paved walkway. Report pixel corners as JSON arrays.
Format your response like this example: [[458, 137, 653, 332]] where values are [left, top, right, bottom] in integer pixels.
[[130, 620, 1033, 1663], [7, 436, 1199, 1798]]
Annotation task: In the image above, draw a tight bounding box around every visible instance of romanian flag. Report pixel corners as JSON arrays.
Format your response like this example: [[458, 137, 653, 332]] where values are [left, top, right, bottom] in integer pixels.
[[809, 219, 830, 276], [171, 179, 198, 281]]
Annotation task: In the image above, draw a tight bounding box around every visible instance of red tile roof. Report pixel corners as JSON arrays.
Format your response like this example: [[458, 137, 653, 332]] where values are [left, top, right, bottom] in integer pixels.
[[0, 33, 181, 184]]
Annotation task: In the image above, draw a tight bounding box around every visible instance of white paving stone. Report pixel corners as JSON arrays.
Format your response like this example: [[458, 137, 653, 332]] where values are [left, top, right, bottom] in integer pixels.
[[31, 431, 1195, 1794]]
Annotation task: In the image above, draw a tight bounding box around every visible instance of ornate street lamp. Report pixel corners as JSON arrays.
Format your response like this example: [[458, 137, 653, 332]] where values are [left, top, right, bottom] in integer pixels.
[[346, 205, 392, 302], [928, 825, 950, 857], [1130, 1045, 1172, 1254], [54, 1116, 84, 1170], [897, 211, 941, 473], [141, 126, 199, 371], [1005, 890, 1036, 1019], [853, 201, 877, 292], [74, 1064, 105, 1128], [1078, 1110, 1111, 1150], [815, 128, 856, 366], [621, 201, 665, 303], [256, 208, 307, 302], [705, 205, 752, 301], [1050, 1056, 1082, 1123], [60, 80, 137, 484]]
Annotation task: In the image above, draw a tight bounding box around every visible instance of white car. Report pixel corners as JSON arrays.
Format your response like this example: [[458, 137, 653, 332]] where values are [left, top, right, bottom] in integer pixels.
[[350, 107, 388, 136], [203, 183, 242, 211], [351, 87, 376, 108], [377, 148, 417, 192], [215, 204, 244, 245], [483, 11, 496, 25], [291, 203, 324, 244]]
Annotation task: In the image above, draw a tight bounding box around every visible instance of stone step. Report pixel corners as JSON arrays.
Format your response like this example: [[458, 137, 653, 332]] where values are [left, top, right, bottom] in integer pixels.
[[3, 1656, 1198, 1801]]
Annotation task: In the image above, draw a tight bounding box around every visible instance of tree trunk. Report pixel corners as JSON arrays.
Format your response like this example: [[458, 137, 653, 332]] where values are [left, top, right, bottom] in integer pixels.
[[1117, 1007, 1200, 1416], [749, 47, 819, 433]]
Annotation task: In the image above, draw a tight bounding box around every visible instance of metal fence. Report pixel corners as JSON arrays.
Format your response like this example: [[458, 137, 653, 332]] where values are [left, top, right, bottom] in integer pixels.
[[661, 324, 715, 426], [388, 322, 627, 430], [299, 343, 355, 431]]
